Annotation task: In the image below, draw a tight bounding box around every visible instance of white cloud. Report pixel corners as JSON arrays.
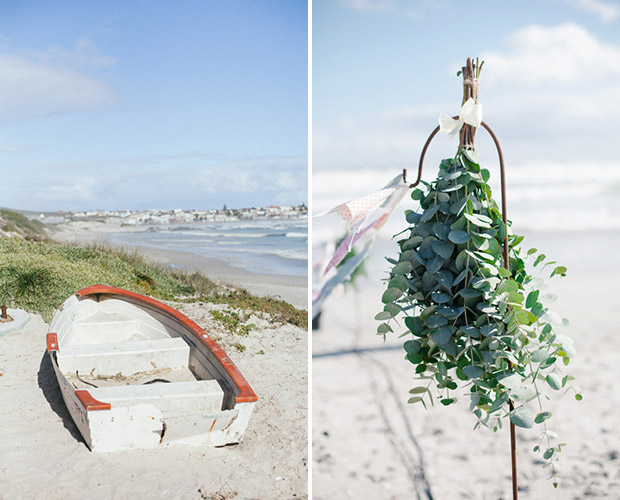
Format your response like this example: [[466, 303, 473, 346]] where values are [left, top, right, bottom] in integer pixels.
[[483, 23, 620, 86], [37, 178, 99, 204], [0, 38, 115, 123], [569, 0, 620, 23], [27, 36, 117, 71], [4, 153, 307, 211]]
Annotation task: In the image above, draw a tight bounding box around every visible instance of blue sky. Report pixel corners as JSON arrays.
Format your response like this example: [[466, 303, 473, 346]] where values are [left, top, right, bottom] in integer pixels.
[[0, 1, 308, 211], [313, 0, 620, 173]]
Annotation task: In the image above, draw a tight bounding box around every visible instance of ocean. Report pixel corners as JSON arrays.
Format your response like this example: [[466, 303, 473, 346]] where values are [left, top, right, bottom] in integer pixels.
[[313, 160, 620, 280], [107, 218, 308, 277], [313, 159, 620, 242]]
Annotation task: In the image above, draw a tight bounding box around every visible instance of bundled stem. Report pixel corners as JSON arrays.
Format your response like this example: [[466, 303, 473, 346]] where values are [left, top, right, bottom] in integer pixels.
[[459, 57, 483, 152]]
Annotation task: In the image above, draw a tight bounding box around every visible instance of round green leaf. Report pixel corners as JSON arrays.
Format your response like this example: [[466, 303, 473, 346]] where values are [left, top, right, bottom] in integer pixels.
[[424, 255, 442, 274], [382, 287, 403, 303], [459, 288, 482, 299], [405, 316, 424, 335], [463, 365, 483, 379], [432, 222, 450, 240], [510, 387, 537, 402], [448, 229, 470, 244], [425, 314, 449, 329], [374, 311, 392, 321], [377, 323, 393, 335], [432, 240, 455, 259], [497, 373, 522, 391], [546, 373, 562, 391], [531, 349, 548, 363], [510, 406, 534, 428], [534, 411, 552, 424], [420, 204, 441, 223], [404, 340, 422, 354], [411, 189, 424, 201], [402, 235, 424, 250], [459, 325, 480, 338], [431, 291, 451, 304], [406, 211, 422, 224], [480, 324, 498, 337], [430, 326, 452, 345], [392, 261, 412, 276], [444, 170, 462, 181]]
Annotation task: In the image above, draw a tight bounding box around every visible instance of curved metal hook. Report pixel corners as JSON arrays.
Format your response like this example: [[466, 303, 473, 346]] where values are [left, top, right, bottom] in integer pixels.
[[405, 119, 509, 268]]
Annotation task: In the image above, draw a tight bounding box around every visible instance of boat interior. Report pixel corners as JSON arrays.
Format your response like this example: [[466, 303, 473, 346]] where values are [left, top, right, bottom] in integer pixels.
[[53, 296, 233, 411]]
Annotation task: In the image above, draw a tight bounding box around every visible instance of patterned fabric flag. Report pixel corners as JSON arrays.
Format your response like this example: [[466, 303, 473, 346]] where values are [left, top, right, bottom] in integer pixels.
[[312, 174, 410, 318], [320, 174, 406, 275]]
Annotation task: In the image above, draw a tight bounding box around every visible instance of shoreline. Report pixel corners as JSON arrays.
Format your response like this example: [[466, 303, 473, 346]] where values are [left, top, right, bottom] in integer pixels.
[[50, 221, 308, 310]]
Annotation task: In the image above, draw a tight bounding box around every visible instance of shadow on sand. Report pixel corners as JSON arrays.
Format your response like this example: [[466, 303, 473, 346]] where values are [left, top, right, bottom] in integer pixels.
[[37, 350, 88, 448]]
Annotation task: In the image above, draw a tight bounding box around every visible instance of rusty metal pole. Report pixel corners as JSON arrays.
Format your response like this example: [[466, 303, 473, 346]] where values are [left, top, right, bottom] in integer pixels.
[[409, 57, 519, 500]]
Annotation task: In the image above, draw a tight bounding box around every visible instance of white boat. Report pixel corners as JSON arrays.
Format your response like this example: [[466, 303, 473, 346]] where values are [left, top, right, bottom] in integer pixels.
[[46, 285, 257, 452]]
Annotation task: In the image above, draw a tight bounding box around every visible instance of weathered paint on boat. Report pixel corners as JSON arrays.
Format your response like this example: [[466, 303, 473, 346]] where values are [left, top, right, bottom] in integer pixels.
[[47, 285, 257, 452]]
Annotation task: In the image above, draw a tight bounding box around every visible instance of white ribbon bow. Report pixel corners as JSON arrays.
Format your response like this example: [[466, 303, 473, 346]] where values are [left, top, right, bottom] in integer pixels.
[[438, 97, 483, 138]]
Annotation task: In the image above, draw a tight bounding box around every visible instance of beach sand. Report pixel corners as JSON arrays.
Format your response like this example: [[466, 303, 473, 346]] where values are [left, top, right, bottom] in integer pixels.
[[0, 304, 307, 500], [312, 230, 620, 499], [0, 219, 308, 499], [50, 219, 308, 310]]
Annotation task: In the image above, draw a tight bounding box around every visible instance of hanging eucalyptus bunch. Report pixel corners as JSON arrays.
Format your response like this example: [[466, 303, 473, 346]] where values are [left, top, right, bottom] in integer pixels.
[[376, 60, 579, 487]]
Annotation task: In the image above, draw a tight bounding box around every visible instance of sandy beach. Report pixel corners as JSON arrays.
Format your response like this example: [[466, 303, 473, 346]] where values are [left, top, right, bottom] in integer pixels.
[[0, 219, 308, 499], [312, 229, 620, 499], [50, 219, 307, 310]]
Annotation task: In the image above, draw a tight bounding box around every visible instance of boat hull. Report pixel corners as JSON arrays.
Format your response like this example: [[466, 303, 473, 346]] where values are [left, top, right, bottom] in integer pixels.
[[47, 285, 257, 452]]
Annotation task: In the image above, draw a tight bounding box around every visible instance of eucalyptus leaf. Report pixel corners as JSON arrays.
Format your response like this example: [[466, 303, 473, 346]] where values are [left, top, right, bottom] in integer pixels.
[[382, 287, 403, 303], [420, 204, 441, 223], [432, 223, 451, 241], [404, 340, 422, 354], [402, 235, 424, 250], [546, 373, 562, 391], [431, 291, 451, 304], [392, 261, 412, 276], [463, 365, 483, 379], [497, 373, 522, 391], [448, 229, 470, 244], [374, 311, 392, 321], [425, 314, 449, 329], [432, 240, 455, 259], [510, 406, 534, 429], [480, 324, 498, 337], [509, 387, 537, 402], [406, 211, 422, 224], [459, 325, 480, 338], [459, 288, 482, 299], [426, 255, 444, 274], [431, 326, 452, 345], [534, 411, 552, 424]]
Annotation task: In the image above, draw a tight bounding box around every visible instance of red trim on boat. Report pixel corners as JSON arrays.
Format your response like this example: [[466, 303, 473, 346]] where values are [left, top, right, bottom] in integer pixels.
[[75, 285, 258, 404], [76, 390, 112, 411], [47, 332, 59, 352]]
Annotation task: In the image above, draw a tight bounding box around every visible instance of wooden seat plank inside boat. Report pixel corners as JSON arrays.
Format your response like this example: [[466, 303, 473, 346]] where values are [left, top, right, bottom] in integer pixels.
[[87, 379, 225, 413], [57, 337, 192, 379]]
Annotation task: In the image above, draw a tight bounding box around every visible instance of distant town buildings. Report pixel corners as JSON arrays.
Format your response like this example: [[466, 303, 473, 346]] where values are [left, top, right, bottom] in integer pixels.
[[45, 204, 308, 225]]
